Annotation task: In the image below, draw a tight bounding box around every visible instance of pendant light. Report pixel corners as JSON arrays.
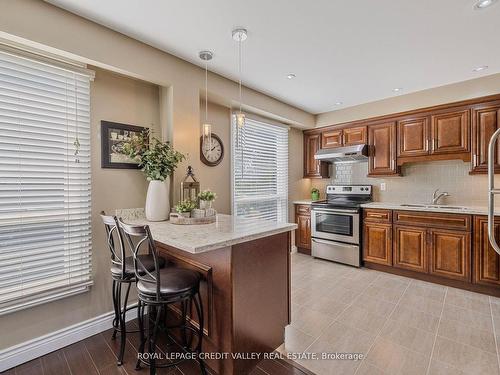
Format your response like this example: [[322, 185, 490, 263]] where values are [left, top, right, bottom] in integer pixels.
[[232, 28, 247, 130], [199, 50, 213, 147]]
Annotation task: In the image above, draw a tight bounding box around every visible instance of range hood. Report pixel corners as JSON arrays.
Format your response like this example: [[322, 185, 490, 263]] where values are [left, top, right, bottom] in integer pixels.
[[314, 144, 369, 163]]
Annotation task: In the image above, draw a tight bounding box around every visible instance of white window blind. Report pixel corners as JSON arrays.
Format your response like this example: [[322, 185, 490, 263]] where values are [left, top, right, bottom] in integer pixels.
[[232, 116, 288, 222], [0, 48, 93, 315]]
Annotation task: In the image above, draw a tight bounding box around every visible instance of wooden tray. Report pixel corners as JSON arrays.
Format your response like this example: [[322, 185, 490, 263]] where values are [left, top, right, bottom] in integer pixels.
[[169, 213, 216, 225]]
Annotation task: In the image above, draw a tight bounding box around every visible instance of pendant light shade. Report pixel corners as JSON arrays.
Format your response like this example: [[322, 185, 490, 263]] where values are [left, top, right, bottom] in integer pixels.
[[199, 50, 213, 146]]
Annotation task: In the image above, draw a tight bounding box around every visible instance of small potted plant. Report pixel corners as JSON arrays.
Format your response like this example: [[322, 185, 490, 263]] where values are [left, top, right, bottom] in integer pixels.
[[311, 187, 320, 201], [198, 190, 217, 209], [175, 199, 196, 218]]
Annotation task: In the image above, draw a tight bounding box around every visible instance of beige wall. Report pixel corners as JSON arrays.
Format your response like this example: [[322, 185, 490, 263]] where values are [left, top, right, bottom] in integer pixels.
[[316, 73, 500, 127], [0, 67, 161, 349], [198, 101, 231, 214]]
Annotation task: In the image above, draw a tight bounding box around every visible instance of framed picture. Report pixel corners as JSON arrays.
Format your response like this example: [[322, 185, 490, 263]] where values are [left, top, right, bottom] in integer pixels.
[[101, 121, 147, 169]]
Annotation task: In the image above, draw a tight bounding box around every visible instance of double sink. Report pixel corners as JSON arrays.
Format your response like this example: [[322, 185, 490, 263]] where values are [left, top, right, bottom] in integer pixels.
[[400, 203, 472, 212]]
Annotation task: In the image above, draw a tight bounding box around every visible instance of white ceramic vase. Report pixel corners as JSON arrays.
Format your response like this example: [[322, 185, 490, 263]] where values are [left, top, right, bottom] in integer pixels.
[[145, 180, 170, 221]]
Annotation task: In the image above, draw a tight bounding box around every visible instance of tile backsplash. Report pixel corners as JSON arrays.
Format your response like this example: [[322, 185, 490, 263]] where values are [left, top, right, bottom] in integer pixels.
[[313, 160, 499, 207]]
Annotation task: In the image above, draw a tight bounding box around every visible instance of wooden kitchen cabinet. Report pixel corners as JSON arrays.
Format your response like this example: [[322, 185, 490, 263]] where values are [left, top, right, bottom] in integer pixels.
[[431, 109, 470, 155], [321, 126, 366, 149], [471, 103, 500, 174], [295, 204, 311, 254], [363, 222, 393, 265], [393, 225, 428, 273], [473, 216, 500, 286], [397, 116, 430, 157], [368, 122, 399, 176], [321, 129, 342, 148], [303, 133, 329, 178], [429, 229, 471, 282]]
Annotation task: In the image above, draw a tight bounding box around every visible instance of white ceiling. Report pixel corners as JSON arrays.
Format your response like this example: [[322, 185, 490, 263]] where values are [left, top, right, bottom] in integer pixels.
[[46, 0, 500, 114]]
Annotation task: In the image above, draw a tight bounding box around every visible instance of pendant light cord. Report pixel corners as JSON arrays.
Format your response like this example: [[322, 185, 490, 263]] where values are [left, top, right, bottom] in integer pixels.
[[205, 60, 208, 122], [238, 37, 242, 114]]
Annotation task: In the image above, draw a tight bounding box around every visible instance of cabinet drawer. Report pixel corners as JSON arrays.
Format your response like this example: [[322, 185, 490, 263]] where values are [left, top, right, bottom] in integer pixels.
[[364, 209, 392, 223], [394, 210, 471, 231], [295, 204, 311, 215]]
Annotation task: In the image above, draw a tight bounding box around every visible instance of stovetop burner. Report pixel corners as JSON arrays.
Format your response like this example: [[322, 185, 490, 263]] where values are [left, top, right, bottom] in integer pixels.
[[311, 185, 373, 209]]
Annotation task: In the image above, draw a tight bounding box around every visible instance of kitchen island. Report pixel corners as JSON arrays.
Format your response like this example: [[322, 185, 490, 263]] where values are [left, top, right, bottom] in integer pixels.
[[118, 211, 297, 375]]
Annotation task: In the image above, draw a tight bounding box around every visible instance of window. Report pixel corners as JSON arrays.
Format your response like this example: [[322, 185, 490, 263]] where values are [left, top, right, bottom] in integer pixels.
[[0, 48, 93, 315], [232, 115, 288, 222]]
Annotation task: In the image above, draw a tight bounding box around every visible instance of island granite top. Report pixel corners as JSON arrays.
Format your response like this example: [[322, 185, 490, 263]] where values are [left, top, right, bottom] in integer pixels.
[[117, 210, 297, 254]]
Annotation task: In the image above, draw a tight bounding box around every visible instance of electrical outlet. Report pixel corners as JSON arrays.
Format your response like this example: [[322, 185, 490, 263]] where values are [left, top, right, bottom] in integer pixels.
[[380, 183, 386, 191]]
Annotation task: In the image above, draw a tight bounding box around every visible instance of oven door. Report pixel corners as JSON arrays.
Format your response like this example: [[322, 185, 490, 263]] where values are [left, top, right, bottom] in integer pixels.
[[311, 208, 359, 244]]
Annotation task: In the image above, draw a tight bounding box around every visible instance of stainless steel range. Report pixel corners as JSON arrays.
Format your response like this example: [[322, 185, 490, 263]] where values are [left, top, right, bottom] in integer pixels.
[[311, 185, 372, 267]]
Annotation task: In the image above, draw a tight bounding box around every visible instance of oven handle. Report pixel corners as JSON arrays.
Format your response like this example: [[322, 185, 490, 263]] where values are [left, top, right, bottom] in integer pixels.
[[312, 238, 359, 248], [312, 209, 358, 215]]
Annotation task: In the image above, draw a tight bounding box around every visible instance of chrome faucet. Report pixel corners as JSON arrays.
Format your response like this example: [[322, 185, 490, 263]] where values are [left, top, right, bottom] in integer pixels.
[[431, 189, 450, 205]]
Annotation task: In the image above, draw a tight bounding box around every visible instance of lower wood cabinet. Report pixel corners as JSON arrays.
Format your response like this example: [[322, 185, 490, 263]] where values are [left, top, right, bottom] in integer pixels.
[[474, 216, 500, 286], [393, 225, 428, 273], [295, 204, 311, 255], [363, 222, 392, 265], [429, 229, 470, 282]]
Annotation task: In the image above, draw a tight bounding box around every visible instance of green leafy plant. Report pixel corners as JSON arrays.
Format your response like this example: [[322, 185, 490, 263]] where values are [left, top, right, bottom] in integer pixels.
[[175, 199, 196, 213], [198, 190, 217, 201], [121, 129, 185, 181], [311, 187, 320, 194]]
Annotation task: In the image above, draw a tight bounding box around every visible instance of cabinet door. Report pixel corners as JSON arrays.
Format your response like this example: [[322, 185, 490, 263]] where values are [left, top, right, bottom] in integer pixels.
[[397, 116, 430, 157], [471, 104, 500, 174], [296, 215, 311, 253], [321, 129, 343, 149], [429, 229, 470, 281], [393, 226, 428, 273], [363, 222, 392, 265], [431, 109, 470, 154], [304, 134, 329, 178], [473, 216, 500, 286], [368, 122, 399, 176], [343, 126, 367, 146]]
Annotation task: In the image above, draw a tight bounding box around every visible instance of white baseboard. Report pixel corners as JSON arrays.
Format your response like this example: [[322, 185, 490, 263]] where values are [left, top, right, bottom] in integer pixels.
[[0, 304, 136, 372]]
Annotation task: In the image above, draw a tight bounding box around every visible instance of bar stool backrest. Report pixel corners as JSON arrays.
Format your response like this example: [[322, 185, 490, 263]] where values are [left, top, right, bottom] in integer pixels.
[[100, 211, 126, 279], [118, 218, 162, 299]]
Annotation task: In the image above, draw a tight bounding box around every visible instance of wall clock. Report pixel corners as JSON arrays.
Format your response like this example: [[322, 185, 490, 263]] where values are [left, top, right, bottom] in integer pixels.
[[200, 133, 224, 166]]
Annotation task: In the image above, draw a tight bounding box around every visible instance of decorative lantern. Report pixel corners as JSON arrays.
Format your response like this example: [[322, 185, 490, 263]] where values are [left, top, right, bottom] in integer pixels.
[[180, 166, 200, 202]]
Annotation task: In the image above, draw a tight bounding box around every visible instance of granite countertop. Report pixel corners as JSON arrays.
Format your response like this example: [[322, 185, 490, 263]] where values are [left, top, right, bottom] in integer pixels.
[[117, 210, 297, 254], [293, 199, 323, 205], [361, 202, 495, 216]]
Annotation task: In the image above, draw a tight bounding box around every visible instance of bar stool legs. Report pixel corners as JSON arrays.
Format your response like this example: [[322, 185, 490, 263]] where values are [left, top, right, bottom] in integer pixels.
[[135, 292, 207, 375], [111, 278, 132, 366]]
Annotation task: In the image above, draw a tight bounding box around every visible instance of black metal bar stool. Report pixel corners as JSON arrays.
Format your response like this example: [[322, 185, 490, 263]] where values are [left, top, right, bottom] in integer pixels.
[[118, 218, 206, 375], [100, 212, 166, 365]]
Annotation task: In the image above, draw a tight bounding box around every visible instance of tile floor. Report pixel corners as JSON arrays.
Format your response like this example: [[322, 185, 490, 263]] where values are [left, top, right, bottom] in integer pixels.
[[280, 253, 500, 375]]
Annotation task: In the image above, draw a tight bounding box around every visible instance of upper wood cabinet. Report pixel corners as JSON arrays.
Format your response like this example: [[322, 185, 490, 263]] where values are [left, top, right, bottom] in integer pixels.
[[343, 126, 367, 146], [304, 133, 329, 178], [321, 126, 366, 149], [368, 122, 399, 176], [321, 129, 342, 148], [473, 215, 500, 286], [397, 116, 430, 157], [471, 103, 500, 174], [431, 109, 470, 155]]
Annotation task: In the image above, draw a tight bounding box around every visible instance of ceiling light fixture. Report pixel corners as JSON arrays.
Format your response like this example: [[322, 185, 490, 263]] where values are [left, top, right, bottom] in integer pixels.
[[199, 50, 213, 147], [473, 65, 489, 72], [474, 0, 497, 9], [287, 73, 296, 79], [392, 87, 403, 93], [232, 28, 247, 142]]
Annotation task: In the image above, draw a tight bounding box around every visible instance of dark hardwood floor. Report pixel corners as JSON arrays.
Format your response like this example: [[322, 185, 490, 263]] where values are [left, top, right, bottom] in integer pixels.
[[2, 320, 312, 375]]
